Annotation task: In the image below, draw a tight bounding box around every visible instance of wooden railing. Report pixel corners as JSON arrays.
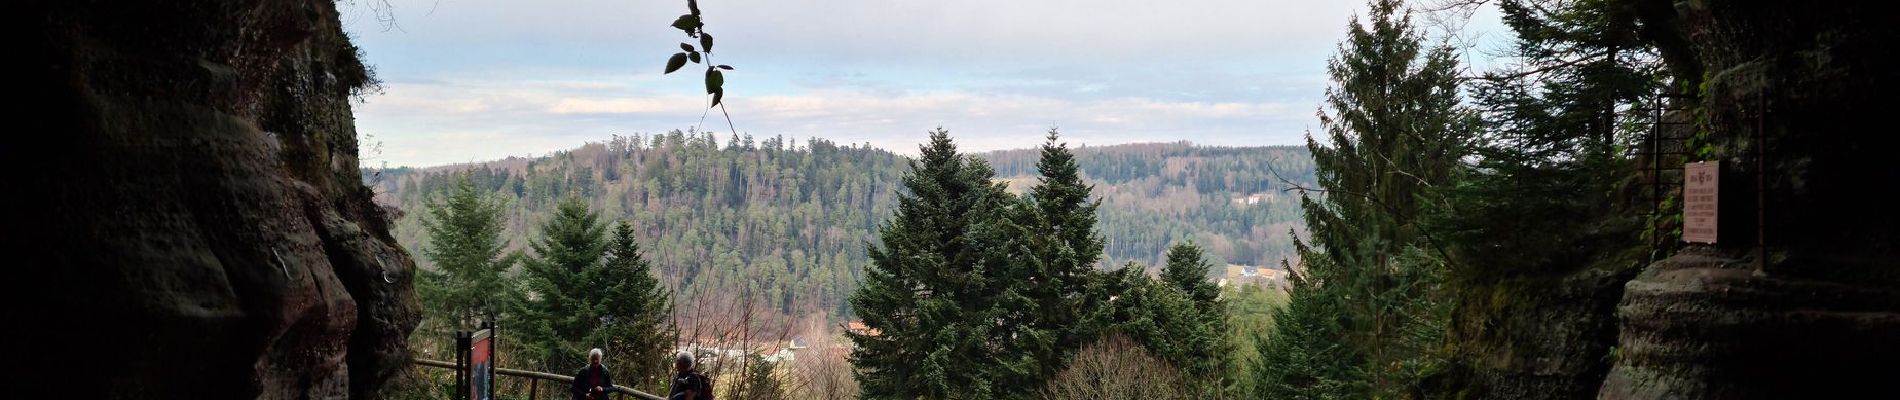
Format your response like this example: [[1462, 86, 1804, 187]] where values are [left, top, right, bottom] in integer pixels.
[[414, 358, 666, 400]]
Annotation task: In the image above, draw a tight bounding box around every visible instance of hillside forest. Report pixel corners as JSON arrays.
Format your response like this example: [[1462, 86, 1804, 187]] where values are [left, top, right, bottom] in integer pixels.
[[364, 134, 1315, 320], [17, 0, 1897, 398], [367, 0, 1900, 398], [364, 129, 1311, 397]]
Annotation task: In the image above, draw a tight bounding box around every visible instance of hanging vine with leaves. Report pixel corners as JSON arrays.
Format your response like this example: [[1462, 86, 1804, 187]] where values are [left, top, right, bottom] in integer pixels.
[[664, 0, 738, 134]]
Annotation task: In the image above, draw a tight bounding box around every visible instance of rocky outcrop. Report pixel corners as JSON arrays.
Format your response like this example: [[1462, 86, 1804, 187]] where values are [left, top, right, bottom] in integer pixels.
[[1601, 248, 1900, 398], [1453, 257, 1640, 400], [1602, 0, 1900, 398], [12, 0, 418, 398]]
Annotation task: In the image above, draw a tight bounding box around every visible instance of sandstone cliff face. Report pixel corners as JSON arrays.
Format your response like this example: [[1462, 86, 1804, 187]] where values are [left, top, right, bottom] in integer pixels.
[[1453, 257, 1640, 400], [13, 1, 418, 398], [1450, 1, 1900, 398], [1601, 0, 1900, 398], [1602, 248, 1900, 399]]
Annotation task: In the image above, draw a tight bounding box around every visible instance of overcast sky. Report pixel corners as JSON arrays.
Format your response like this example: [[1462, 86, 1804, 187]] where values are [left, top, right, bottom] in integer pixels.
[[343, 0, 1509, 167]]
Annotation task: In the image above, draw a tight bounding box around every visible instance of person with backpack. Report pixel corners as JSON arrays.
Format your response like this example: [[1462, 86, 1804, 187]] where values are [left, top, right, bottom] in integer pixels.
[[571, 348, 615, 400], [668, 351, 713, 400]]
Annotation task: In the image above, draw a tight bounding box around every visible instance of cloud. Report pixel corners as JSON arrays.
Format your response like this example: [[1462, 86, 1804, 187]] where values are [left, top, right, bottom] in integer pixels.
[[548, 98, 691, 114], [344, 0, 1367, 66], [341, 0, 1514, 167], [353, 74, 1314, 166]]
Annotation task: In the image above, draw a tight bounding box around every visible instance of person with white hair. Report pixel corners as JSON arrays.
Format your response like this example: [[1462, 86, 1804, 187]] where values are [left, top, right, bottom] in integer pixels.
[[667, 351, 710, 400], [569, 348, 615, 400]]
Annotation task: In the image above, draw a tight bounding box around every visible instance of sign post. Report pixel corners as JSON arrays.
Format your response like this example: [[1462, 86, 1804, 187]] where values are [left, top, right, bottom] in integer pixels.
[[453, 331, 470, 400], [1683, 161, 1719, 243]]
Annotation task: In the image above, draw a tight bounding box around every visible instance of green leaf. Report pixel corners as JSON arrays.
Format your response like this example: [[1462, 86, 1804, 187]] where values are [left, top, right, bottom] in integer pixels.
[[689, 52, 701, 63], [710, 87, 724, 107], [681, 43, 695, 52], [699, 33, 714, 53], [664, 53, 688, 74], [688, 0, 700, 16], [705, 69, 725, 94], [671, 14, 700, 32], [716, 65, 734, 70]]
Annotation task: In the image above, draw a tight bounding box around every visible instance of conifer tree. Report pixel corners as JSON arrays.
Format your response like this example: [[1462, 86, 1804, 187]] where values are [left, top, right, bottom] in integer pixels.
[[588, 221, 673, 390], [1162, 243, 1221, 316], [1160, 243, 1229, 388], [1069, 260, 1220, 397], [985, 130, 1110, 394], [1253, 269, 1367, 398], [1441, 0, 1662, 279], [849, 128, 1009, 399], [520, 196, 611, 369], [418, 174, 518, 330], [1256, 0, 1470, 396]]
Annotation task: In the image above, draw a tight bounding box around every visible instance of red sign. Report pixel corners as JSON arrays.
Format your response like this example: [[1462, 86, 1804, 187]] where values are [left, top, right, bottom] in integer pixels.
[[1682, 161, 1719, 243], [470, 329, 494, 400]]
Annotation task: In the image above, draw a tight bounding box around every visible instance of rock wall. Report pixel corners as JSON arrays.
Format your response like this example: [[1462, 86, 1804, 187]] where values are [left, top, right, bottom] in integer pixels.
[[11, 0, 418, 398], [1602, 0, 1900, 398], [1448, 1, 1900, 398], [1452, 256, 1641, 400]]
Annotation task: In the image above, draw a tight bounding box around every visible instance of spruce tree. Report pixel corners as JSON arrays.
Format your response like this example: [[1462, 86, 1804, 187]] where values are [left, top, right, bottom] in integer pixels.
[[1442, 0, 1662, 279], [1253, 269, 1368, 399], [588, 221, 673, 391], [418, 174, 517, 330], [988, 130, 1109, 394], [849, 128, 1007, 399], [1257, 0, 1470, 396], [520, 196, 611, 369], [1160, 243, 1228, 388], [968, 180, 1041, 398], [1162, 242, 1221, 316], [1090, 261, 1221, 396]]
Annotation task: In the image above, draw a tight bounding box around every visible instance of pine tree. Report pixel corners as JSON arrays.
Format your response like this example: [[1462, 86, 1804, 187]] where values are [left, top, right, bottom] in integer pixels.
[[1162, 243, 1221, 316], [1253, 268, 1368, 399], [1420, 1, 1661, 396], [1441, 0, 1662, 279], [1257, 0, 1470, 396], [520, 196, 612, 369], [418, 174, 518, 330], [849, 128, 1009, 399], [1102, 264, 1191, 357], [985, 130, 1110, 395], [967, 180, 1041, 398], [1159, 243, 1228, 388], [1090, 261, 1221, 396], [588, 221, 673, 391]]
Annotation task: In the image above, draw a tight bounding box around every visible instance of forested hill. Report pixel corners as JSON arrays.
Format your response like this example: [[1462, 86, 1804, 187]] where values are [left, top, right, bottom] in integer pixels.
[[981, 142, 1315, 269], [363, 131, 1314, 317]]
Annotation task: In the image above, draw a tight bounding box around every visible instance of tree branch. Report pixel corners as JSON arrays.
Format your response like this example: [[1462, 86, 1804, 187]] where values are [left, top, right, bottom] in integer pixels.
[[1264, 156, 1464, 274]]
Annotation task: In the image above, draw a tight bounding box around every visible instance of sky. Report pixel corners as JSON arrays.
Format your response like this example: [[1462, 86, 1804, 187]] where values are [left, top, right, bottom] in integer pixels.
[[342, 0, 1511, 168]]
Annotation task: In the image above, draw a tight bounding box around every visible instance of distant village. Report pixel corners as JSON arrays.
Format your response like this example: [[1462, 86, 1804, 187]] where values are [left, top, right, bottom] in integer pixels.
[[1219, 264, 1288, 290], [668, 265, 1281, 371], [669, 320, 883, 370]]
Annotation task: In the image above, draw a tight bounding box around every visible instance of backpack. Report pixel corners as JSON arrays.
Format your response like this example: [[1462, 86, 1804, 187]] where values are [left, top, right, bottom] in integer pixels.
[[692, 371, 715, 400]]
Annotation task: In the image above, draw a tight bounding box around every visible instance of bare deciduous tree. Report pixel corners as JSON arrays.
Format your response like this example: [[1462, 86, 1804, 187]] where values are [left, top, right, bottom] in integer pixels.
[[1043, 334, 1190, 400], [670, 285, 798, 399], [788, 332, 858, 400]]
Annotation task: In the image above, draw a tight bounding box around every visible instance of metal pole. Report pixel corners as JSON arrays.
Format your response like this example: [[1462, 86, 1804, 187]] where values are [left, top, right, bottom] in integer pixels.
[[456, 331, 471, 400], [485, 321, 496, 400], [1652, 89, 1664, 256], [1756, 92, 1768, 273]]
